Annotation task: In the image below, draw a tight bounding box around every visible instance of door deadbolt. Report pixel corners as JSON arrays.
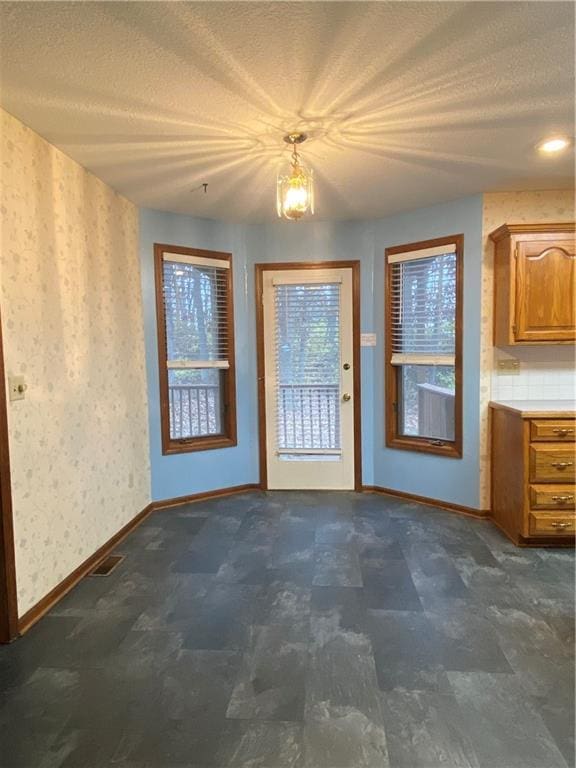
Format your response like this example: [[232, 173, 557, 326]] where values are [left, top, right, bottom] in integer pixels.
[[342, 393, 351, 402], [343, 363, 350, 370]]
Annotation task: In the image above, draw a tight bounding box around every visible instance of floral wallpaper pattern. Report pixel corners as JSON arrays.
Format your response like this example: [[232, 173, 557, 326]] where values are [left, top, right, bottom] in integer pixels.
[[479, 190, 575, 509], [0, 109, 151, 616]]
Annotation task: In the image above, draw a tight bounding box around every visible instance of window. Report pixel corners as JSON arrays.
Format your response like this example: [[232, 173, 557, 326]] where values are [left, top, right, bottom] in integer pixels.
[[385, 235, 463, 457], [274, 281, 341, 459], [154, 244, 236, 454]]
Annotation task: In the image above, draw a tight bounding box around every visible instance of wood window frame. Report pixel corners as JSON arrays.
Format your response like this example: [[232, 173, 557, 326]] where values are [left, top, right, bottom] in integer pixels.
[[385, 234, 463, 459], [154, 243, 237, 455]]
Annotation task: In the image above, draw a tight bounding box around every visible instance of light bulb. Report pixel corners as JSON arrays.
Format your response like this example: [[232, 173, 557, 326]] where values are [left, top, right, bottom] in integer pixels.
[[284, 183, 308, 212], [277, 133, 315, 220], [538, 137, 570, 154]]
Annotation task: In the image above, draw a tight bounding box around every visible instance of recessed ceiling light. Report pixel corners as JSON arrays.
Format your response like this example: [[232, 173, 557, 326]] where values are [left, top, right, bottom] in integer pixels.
[[538, 137, 570, 154]]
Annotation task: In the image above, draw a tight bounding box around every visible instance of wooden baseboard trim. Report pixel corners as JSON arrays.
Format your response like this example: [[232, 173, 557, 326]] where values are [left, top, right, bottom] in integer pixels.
[[150, 483, 261, 511], [17, 502, 155, 635], [363, 485, 489, 519], [17, 483, 261, 637], [17, 483, 490, 636]]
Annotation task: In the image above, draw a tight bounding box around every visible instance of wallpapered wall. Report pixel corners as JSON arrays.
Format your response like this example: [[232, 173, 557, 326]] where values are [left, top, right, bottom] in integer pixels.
[[0, 109, 151, 616], [478, 190, 575, 508]]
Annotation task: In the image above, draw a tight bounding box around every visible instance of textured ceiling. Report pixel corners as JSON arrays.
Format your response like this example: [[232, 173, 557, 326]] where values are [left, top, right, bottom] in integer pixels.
[[0, 1, 574, 222]]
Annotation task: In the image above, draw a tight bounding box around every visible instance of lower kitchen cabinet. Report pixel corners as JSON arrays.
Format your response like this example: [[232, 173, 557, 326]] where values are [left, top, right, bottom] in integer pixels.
[[490, 401, 575, 546]]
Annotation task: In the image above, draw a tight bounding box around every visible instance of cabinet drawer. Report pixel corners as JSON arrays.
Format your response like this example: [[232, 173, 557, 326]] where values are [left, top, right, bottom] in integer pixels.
[[529, 512, 575, 536], [530, 485, 576, 510], [529, 445, 575, 483], [530, 419, 576, 442]]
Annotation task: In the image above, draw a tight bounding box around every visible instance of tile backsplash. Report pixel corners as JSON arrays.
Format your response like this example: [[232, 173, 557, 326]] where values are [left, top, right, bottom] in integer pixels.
[[492, 347, 576, 401]]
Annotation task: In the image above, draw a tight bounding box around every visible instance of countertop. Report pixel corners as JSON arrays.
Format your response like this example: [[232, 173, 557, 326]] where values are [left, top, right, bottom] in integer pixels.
[[489, 399, 575, 418]]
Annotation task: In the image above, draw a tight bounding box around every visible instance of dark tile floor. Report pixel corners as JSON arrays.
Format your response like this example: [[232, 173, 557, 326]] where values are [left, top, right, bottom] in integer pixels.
[[0, 491, 574, 768]]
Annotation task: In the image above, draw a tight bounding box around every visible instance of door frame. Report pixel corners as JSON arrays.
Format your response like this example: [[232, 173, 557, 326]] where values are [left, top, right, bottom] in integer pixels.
[[0, 307, 18, 643], [255, 261, 362, 491]]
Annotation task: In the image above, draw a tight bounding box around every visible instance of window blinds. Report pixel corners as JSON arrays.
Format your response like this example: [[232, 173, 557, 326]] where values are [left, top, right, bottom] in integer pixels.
[[389, 245, 457, 366], [274, 282, 341, 453], [162, 253, 230, 369]]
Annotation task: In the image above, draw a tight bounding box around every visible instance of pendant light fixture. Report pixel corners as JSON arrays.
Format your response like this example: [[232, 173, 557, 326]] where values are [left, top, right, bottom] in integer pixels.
[[277, 133, 314, 220]]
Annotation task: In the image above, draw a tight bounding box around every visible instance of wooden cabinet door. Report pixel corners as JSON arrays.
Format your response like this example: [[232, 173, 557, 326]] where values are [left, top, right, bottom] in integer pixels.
[[514, 237, 575, 342]]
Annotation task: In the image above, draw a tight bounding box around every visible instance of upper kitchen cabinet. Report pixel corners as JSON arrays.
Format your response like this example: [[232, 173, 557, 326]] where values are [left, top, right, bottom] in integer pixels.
[[490, 223, 575, 346]]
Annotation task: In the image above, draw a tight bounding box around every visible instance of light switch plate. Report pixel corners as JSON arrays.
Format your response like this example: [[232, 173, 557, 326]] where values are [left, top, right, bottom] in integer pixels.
[[361, 333, 377, 347], [9, 375, 27, 401], [497, 359, 520, 375]]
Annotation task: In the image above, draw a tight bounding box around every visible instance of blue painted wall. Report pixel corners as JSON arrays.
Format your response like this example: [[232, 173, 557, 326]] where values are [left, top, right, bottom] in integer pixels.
[[251, 220, 377, 487], [372, 195, 484, 508], [140, 196, 483, 507], [139, 209, 259, 500]]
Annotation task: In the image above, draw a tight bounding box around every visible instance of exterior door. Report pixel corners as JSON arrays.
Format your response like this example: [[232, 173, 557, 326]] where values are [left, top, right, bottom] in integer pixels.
[[261, 266, 355, 490]]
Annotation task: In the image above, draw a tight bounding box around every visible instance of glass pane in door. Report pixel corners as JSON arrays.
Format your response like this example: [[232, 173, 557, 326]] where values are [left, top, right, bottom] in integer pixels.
[[274, 283, 341, 460]]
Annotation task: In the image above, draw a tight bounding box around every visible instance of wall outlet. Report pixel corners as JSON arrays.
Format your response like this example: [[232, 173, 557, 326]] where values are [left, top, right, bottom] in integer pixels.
[[497, 359, 520, 375], [9, 375, 27, 401]]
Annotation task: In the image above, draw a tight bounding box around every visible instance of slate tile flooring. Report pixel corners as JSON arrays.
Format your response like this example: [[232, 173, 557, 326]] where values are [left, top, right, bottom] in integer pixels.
[[0, 491, 574, 768]]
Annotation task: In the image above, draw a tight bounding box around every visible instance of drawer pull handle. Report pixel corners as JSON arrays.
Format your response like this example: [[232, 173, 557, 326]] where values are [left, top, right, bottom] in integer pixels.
[[552, 495, 575, 503], [551, 521, 573, 529], [552, 428, 574, 436], [551, 462, 574, 470]]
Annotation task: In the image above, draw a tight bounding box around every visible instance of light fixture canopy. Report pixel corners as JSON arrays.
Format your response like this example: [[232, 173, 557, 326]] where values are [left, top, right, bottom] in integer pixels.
[[277, 132, 314, 220], [538, 136, 570, 154]]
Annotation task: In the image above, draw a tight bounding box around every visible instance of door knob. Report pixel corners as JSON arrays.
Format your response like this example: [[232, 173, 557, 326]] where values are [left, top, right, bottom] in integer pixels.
[[342, 393, 351, 402]]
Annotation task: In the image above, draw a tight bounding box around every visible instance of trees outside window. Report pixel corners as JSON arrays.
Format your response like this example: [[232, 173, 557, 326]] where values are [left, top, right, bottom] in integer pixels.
[[154, 244, 236, 454], [385, 235, 463, 458]]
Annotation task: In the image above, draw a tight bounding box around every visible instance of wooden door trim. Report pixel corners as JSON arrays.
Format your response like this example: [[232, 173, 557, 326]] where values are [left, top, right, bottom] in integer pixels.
[[0, 307, 18, 642], [255, 261, 362, 491]]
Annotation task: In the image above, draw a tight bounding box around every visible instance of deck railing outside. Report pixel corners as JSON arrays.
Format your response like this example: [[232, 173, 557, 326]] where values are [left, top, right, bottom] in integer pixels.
[[169, 382, 341, 448], [170, 382, 453, 446], [417, 382, 455, 441], [277, 383, 340, 450], [169, 384, 221, 439]]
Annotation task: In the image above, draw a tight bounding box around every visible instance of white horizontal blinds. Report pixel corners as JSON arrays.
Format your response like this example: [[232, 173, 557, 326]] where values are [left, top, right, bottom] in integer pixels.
[[389, 247, 457, 366], [162, 253, 229, 440], [274, 282, 341, 454], [162, 255, 230, 367]]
